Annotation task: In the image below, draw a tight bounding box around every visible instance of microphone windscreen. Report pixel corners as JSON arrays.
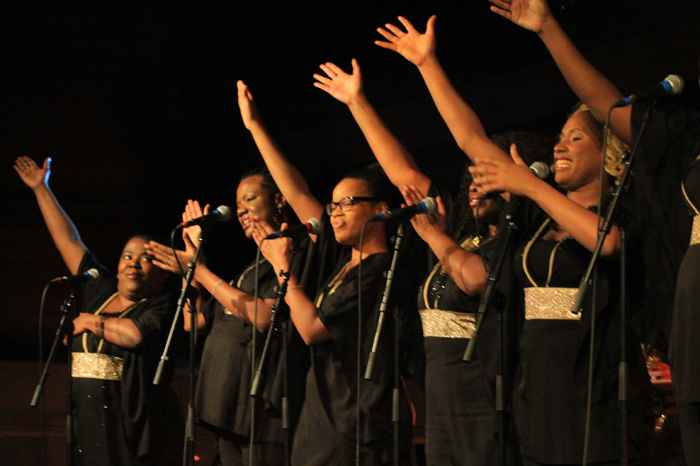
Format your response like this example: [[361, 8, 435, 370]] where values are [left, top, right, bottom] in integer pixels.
[[215, 205, 233, 221], [306, 218, 322, 235], [422, 197, 438, 215], [529, 161, 550, 180]]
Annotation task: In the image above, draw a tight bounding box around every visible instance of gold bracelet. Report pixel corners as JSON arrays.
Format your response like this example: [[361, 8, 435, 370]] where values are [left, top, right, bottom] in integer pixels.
[[211, 279, 225, 298], [287, 285, 303, 292]]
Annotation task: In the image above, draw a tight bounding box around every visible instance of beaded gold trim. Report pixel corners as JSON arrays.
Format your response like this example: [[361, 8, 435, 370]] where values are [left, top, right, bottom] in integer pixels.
[[691, 215, 700, 246], [524, 287, 581, 321], [420, 309, 476, 339], [72, 352, 124, 381]]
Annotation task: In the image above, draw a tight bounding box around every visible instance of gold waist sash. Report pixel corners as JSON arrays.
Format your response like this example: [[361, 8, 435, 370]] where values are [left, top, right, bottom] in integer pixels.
[[72, 352, 124, 381], [420, 309, 475, 339], [524, 287, 581, 321], [691, 215, 700, 246]]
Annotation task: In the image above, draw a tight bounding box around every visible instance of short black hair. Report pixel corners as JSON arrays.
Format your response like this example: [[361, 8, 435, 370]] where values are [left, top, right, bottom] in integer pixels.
[[342, 162, 399, 207]]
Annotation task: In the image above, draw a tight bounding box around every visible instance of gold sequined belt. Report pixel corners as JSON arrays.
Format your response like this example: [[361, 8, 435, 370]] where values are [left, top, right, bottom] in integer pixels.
[[420, 309, 475, 339], [524, 287, 581, 321], [72, 353, 124, 381], [691, 215, 700, 246]]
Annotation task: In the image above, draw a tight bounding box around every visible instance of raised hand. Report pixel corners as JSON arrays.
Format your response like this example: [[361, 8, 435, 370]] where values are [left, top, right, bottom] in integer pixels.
[[181, 200, 209, 249], [489, 0, 551, 34], [146, 240, 194, 275], [237, 80, 261, 130], [375, 15, 436, 67], [145, 200, 210, 274], [470, 143, 535, 197], [402, 185, 447, 243], [313, 59, 363, 105], [249, 218, 293, 277], [14, 156, 50, 190]]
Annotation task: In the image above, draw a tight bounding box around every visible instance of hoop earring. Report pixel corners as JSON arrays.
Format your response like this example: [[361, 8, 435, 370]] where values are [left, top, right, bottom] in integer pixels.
[[273, 204, 288, 225]]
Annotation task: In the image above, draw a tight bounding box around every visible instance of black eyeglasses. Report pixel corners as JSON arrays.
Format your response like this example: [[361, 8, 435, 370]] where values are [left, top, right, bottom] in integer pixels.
[[325, 196, 379, 215]]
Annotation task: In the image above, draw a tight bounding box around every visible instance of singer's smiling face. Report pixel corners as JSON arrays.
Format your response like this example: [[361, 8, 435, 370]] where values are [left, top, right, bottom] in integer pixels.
[[329, 177, 384, 247], [236, 175, 277, 238], [552, 112, 603, 192], [117, 237, 167, 301]]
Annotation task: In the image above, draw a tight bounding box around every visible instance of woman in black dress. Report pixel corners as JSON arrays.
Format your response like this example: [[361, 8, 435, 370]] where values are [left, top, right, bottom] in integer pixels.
[[146, 171, 307, 466], [14, 156, 183, 466], [489, 0, 700, 461], [238, 80, 407, 465], [309, 56, 555, 464]]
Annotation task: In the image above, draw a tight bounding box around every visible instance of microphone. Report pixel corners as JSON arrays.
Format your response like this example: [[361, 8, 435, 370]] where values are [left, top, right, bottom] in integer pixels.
[[370, 197, 438, 222], [177, 205, 232, 228], [265, 218, 322, 239], [50, 268, 100, 284], [613, 74, 684, 107], [529, 161, 550, 180]]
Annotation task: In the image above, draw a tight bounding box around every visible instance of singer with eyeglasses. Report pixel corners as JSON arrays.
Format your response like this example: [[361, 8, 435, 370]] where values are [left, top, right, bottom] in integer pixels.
[[238, 79, 418, 465], [490, 0, 700, 462], [145, 169, 310, 466], [311, 52, 555, 463], [14, 156, 184, 465]]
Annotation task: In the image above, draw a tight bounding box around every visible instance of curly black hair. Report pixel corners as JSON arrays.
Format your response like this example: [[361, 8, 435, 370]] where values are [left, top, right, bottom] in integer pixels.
[[455, 130, 555, 237]]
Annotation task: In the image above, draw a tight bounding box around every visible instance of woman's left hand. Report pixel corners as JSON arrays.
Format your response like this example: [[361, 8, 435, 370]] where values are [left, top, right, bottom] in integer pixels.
[[250, 217, 293, 276], [402, 185, 447, 243], [145, 241, 193, 275], [471, 143, 538, 197], [71, 312, 95, 336]]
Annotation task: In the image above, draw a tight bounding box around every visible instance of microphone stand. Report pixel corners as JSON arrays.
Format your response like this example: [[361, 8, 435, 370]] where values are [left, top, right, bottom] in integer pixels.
[[250, 248, 296, 466], [464, 201, 521, 466], [31, 290, 78, 466], [154, 228, 207, 466], [364, 223, 405, 466], [569, 104, 653, 466]]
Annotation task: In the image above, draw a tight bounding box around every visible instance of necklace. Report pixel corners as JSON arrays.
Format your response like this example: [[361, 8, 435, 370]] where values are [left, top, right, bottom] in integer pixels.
[[315, 262, 350, 308], [422, 235, 492, 309]]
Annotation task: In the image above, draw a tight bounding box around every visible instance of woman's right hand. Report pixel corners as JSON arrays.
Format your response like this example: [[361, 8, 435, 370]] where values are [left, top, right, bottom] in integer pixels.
[[14, 156, 50, 190], [313, 60, 363, 106], [375, 15, 436, 67], [237, 80, 261, 130], [489, 0, 551, 34]]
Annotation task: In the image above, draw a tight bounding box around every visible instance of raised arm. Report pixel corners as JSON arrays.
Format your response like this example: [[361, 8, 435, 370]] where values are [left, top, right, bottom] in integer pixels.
[[145, 200, 278, 332], [489, 0, 632, 143], [14, 156, 86, 274], [375, 16, 508, 164], [313, 59, 431, 195], [472, 150, 620, 256], [237, 81, 324, 227]]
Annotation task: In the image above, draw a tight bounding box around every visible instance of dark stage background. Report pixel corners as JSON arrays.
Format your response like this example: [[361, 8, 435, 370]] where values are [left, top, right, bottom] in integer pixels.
[[1, 0, 699, 462], [4, 0, 700, 359]]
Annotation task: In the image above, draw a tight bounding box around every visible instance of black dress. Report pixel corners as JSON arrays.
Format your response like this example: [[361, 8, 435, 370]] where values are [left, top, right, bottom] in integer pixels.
[[631, 103, 700, 403], [511, 201, 651, 464], [195, 247, 308, 462], [419, 233, 500, 465], [416, 183, 515, 465], [291, 215, 404, 466], [71, 252, 183, 466]]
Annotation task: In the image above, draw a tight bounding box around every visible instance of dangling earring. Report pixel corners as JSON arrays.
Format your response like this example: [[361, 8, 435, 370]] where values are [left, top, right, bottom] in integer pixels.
[[273, 203, 288, 225]]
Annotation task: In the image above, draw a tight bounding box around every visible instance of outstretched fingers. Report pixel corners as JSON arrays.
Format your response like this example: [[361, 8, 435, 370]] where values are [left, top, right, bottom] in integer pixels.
[[489, 0, 514, 18]]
